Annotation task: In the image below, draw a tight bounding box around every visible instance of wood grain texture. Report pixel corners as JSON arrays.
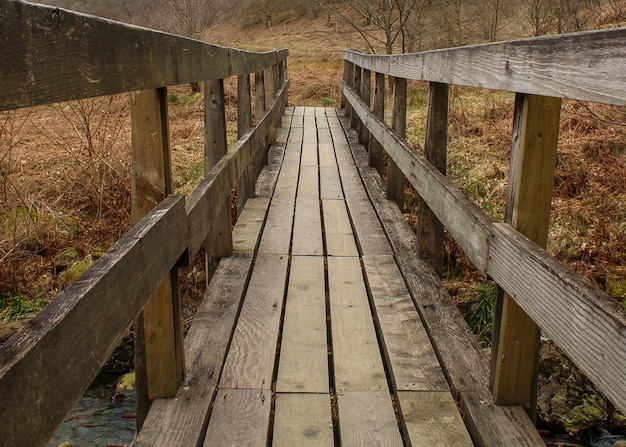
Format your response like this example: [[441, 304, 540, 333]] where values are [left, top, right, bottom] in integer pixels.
[[353, 153, 545, 445], [219, 253, 289, 390], [343, 28, 626, 106], [0, 1, 288, 110], [297, 165, 319, 199], [328, 256, 387, 392], [0, 196, 188, 447], [135, 255, 253, 447], [273, 394, 334, 446], [322, 199, 358, 257], [301, 142, 319, 166], [232, 198, 270, 254], [488, 223, 626, 414], [337, 391, 403, 447], [398, 391, 473, 446], [370, 72, 386, 175], [491, 93, 561, 409], [259, 197, 294, 255], [387, 76, 407, 209], [319, 166, 344, 200], [292, 198, 323, 256], [204, 388, 271, 447], [256, 143, 286, 198], [362, 255, 448, 392], [276, 256, 329, 393], [341, 82, 491, 273]]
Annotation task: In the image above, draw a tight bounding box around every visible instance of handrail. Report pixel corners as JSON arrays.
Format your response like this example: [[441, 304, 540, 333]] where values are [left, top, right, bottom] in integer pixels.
[[341, 26, 626, 443], [0, 0, 288, 110], [0, 1, 289, 446], [343, 27, 626, 106]]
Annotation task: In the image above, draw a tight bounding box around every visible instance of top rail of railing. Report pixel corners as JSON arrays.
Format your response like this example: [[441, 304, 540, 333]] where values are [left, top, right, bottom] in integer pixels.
[[0, 0, 288, 110]]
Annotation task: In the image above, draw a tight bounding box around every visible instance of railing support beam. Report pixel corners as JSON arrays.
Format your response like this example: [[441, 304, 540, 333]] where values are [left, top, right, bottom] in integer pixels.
[[370, 72, 385, 175], [387, 76, 407, 209], [417, 82, 449, 277], [359, 68, 372, 146], [130, 88, 185, 430], [237, 73, 253, 214], [491, 93, 561, 416]]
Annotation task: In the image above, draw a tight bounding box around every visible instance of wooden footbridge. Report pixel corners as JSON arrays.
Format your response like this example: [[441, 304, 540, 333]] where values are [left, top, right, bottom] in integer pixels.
[[1, 2, 626, 446]]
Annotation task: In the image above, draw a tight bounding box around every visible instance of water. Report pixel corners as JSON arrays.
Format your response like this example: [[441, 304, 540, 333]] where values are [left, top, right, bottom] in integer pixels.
[[48, 374, 136, 447]]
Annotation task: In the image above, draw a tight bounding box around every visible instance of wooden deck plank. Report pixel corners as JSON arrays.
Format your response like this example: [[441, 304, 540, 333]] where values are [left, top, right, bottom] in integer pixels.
[[258, 197, 294, 254], [328, 256, 387, 392], [134, 255, 252, 447], [219, 253, 288, 390], [398, 391, 474, 447], [292, 198, 323, 256], [276, 256, 329, 393], [322, 199, 358, 256], [203, 388, 271, 447], [318, 143, 337, 167], [273, 394, 334, 446], [362, 255, 449, 392], [297, 165, 319, 199], [301, 142, 318, 166], [273, 163, 299, 200], [337, 391, 403, 447], [320, 166, 344, 200], [233, 198, 270, 254]]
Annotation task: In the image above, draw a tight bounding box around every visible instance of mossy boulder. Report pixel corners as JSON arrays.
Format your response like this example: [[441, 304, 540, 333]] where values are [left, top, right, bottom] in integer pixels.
[[59, 254, 97, 287], [54, 248, 81, 272], [605, 269, 626, 307], [116, 372, 135, 391], [537, 341, 608, 433]]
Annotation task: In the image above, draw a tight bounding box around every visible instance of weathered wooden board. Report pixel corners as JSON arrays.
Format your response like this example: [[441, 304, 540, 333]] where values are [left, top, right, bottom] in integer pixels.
[[362, 255, 448, 392], [301, 142, 319, 166], [258, 197, 294, 254], [343, 28, 626, 106], [203, 388, 271, 447], [355, 160, 545, 445], [135, 255, 253, 447], [489, 223, 626, 414], [322, 199, 358, 257], [319, 144, 338, 167], [328, 256, 387, 392], [256, 144, 286, 198], [273, 163, 300, 200], [232, 198, 270, 254], [337, 391, 403, 447], [292, 198, 323, 256], [273, 393, 334, 446], [342, 82, 491, 273], [276, 256, 329, 393], [0, 196, 187, 447], [0, 1, 288, 110], [303, 126, 318, 144], [219, 253, 288, 389], [398, 391, 473, 446], [320, 166, 344, 200], [297, 165, 319, 199]]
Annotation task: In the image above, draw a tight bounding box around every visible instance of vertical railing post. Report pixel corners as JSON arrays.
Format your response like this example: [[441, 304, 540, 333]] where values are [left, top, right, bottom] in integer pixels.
[[417, 82, 449, 277], [237, 73, 252, 214], [343, 61, 354, 119], [387, 77, 407, 209], [204, 79, 233, 280], [264, 64, 278, 136], [491, 93, 561, 417], [351, 65, 362, 130], [370, 72, 385, 175], [255, 70, 267, 121], [130, 88, 185, 431], [359, 68, 372, 146]]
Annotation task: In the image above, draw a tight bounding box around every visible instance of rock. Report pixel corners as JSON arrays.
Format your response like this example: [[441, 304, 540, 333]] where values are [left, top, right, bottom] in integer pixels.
[[611, 441, 626, 447], [610, 408, 626, 435], [116, 372, 135, 392], [58, 442, 73, 447], [59, 254, 97, 288], [537, 341, 608, 434], [54, 247, 81, 273]]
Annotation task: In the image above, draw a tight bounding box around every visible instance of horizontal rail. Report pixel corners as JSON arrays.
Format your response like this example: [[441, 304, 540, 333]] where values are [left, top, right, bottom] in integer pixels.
[[0, 0, 288, 110], [0, 195, 188, 447], [344, 27, 626, 106], [341, 80, 626, 415], [187, 78, 289, 259]]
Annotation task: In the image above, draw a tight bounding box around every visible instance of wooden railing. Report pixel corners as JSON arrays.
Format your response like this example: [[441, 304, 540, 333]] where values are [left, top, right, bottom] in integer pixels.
[[341, 26, 626, 427], [0, 1, 288, 446]]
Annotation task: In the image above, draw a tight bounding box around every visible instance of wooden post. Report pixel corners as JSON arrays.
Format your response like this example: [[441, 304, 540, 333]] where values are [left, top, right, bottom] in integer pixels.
[[417, 82, 449, 277], [255, 71, 266, 123], [130, 88, 185, 430], [237, 73, 252, 214], [341, 60, 349, 109], [204, 79, 233, 281], [344, 61, 354, 119], [351, 65, 362, 130], [370, 72, 385, 175], [387, 77, 407, 209], [359, 68, 372, 146], [491, 93, 561, 416]]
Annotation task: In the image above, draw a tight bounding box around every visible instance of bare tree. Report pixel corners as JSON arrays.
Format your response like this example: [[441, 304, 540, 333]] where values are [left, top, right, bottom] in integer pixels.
[[555, 0, 601, 33], [526, 0, 552, 36], [134, 0, 231, 40], [316, 0, 432, 54]]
